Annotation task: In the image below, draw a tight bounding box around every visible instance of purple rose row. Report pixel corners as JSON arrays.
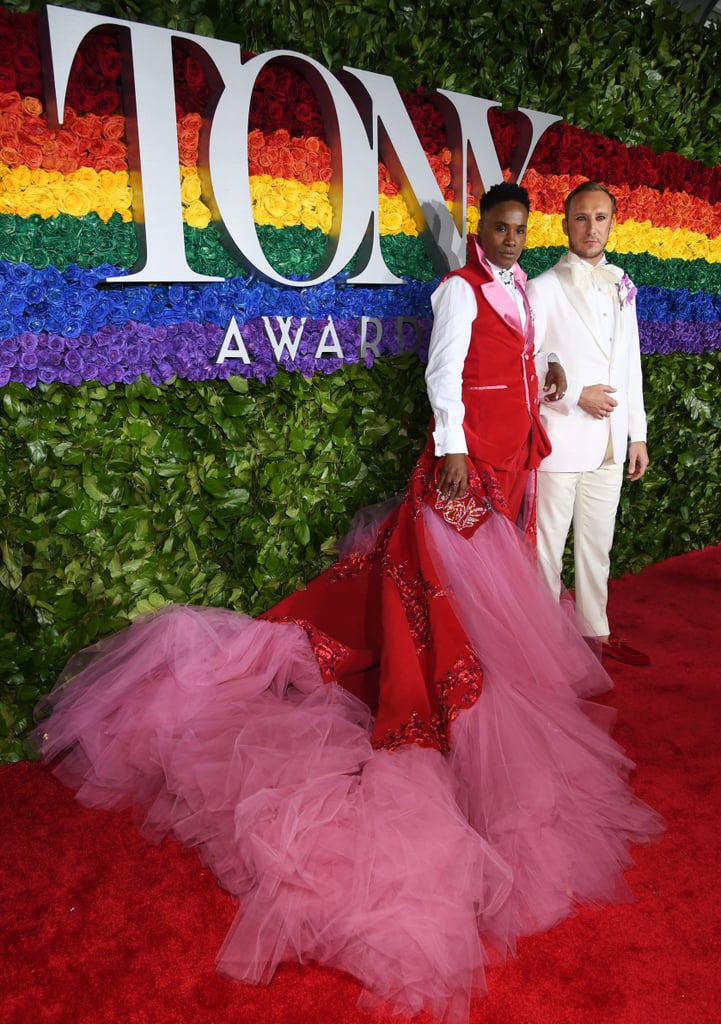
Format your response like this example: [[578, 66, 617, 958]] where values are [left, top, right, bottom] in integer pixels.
[[2, 312, 720, 390], [0, 316, 433, 388]]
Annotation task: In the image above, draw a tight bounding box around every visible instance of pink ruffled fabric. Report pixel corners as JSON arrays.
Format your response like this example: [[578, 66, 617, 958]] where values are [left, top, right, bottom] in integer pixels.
[[33, 512, 663, 1024], [425, 510, 657, 940]]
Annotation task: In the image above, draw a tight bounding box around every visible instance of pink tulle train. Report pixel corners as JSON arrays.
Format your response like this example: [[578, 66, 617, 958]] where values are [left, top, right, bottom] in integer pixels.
[[34, 508, 663, 1024]]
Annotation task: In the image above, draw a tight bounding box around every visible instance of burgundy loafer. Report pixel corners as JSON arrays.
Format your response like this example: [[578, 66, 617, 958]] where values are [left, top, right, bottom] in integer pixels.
[[601, 634, 651, 667]]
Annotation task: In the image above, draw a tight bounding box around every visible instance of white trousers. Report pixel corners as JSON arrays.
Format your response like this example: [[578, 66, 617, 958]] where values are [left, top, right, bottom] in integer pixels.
[[536, 461, 624, 638]]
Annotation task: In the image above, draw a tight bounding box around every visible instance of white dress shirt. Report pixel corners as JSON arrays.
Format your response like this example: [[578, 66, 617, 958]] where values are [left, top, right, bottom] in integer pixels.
[[426, 275, 477, 455], [572, 254, 617, 352]]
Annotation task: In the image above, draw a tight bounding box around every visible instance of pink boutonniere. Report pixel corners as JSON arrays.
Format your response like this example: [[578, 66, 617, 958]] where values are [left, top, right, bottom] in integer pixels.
[[617, 274, 638, 309]]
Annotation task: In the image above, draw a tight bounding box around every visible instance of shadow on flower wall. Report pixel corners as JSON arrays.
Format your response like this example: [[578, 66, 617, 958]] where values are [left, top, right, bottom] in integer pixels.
[[1, 7, 721, 760]]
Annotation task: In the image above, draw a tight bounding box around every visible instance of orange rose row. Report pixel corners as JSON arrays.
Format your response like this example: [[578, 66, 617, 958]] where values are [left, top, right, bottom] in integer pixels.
[[2, 91, 720, 238]]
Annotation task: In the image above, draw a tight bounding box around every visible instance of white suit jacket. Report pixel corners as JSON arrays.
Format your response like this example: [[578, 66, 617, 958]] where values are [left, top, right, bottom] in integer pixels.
[[526, 252, 647, 472]]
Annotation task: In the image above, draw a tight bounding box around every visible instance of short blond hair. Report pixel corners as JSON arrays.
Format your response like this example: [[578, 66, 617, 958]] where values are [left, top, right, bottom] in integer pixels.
[[564, 181, 616, 219]]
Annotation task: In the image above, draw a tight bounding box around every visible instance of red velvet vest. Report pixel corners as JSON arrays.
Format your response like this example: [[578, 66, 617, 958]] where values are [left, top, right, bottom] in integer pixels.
[[448, 259, 551, 471]]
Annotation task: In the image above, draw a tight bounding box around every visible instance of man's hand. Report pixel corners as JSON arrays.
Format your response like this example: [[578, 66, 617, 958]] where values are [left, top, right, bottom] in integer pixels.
[[437, 453, 469, 498], [578, 384, 618, 419], [542, 362, 567, 402], [627, 441, 649, 481]]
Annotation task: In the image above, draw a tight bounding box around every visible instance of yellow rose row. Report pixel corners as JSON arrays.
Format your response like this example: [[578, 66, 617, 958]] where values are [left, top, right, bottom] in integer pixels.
[[1, 161, 720, 264], [0, 164, 133, 222]]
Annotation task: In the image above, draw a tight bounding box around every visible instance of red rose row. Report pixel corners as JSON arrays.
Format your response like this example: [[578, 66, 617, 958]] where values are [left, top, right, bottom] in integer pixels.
[[1, 9, 720, 206]]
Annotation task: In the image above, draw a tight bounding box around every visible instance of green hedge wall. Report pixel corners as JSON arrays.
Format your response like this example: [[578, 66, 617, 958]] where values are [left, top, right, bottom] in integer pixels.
[[0, 355, 430, 757], [3, 350, 721, 759], [622, 352, 721, 566]]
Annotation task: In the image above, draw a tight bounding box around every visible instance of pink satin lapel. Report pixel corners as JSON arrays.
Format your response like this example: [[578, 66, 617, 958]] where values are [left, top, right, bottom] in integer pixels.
[[480, 277, 528, 341], [512, 264, 534, 347]]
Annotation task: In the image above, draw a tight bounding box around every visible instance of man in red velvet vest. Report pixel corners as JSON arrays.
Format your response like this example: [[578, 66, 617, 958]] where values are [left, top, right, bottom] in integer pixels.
[[426, 182, 565, 535], [267, 184, 570, 751]]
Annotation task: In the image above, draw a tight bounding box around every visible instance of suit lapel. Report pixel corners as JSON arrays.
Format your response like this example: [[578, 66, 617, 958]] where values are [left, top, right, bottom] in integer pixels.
[[555, 256, 613, 359], [513, 261, 535, 349], [518, 281, 535, 350], [479, 276, 525, 340], [609, 301, 629, 364]]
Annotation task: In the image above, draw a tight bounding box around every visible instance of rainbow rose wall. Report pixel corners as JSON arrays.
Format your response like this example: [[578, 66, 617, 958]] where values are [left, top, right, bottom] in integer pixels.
[[1, 4, 720, 759]]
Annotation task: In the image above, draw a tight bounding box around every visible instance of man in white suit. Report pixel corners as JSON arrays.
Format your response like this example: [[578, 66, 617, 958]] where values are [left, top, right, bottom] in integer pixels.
[[526, 181, 650, 666]]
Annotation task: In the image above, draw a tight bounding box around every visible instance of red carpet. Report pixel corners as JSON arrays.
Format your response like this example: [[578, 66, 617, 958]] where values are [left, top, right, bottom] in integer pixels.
[[3, 545, 721, 1024]]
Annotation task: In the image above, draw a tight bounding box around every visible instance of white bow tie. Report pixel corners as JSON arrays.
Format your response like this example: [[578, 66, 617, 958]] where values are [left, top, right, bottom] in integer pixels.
[[568, 260, 622, 297]]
